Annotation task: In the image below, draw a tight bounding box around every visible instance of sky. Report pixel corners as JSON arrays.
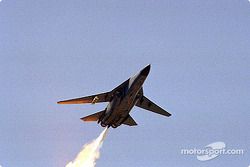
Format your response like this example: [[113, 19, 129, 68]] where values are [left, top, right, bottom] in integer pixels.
[[0, 0, 250, 167]]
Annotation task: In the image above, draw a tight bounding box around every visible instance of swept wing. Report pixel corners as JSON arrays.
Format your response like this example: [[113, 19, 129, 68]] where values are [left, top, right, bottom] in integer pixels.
[[136, 96, 171, 117]]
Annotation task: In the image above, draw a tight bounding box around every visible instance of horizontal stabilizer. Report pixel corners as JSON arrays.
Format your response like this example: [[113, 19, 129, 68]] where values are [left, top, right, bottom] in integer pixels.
[[80, 110, 104, 122], [57, 92, 111, 104], [136, 96, 171, 117], [123, 115, 137, 126]]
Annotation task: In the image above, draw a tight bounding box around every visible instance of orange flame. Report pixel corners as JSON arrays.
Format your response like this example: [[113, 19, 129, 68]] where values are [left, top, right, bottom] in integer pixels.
[[66, 128, 108, 167]]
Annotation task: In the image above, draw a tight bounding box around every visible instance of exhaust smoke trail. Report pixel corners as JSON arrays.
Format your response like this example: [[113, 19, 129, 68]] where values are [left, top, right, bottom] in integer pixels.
[[65, 128, 108, 167]]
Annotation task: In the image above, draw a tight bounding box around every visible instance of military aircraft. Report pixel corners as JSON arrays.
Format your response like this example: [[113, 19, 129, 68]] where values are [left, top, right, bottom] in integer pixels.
[[57, 64, 171, 128]]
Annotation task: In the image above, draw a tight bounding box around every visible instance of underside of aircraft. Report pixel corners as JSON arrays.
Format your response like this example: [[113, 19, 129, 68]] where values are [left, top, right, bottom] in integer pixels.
[[58, 65, 171, 128]]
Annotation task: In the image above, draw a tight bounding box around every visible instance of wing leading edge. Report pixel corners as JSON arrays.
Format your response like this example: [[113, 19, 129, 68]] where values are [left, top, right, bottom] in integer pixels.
[[136, 96, 171, 117], [57, 79, 130, 105], [57, 92, 111, 104]]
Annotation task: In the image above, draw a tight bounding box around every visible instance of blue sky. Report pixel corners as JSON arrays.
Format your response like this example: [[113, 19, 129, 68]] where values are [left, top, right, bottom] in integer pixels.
[[0, 0, 249, 167]]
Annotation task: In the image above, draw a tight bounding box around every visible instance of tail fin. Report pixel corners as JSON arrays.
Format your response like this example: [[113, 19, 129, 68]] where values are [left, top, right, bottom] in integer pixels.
[[80, 110, 105, 122], [122, 115, 137, 126]]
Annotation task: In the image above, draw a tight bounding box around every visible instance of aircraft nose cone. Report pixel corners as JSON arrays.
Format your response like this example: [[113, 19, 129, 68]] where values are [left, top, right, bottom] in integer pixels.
[[141, 64, 151, 76]]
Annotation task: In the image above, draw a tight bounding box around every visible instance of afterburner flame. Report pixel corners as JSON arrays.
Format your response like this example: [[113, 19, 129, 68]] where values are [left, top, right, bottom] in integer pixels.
[[66, 128, 108, 167]]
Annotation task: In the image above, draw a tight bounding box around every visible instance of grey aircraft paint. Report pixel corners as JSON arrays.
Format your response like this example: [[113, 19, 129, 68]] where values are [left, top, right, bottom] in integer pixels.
[[57, 65, 171, 128]]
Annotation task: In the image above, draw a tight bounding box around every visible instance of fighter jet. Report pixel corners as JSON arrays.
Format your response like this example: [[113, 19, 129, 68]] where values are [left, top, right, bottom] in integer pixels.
[[57, 64, 171, 128]]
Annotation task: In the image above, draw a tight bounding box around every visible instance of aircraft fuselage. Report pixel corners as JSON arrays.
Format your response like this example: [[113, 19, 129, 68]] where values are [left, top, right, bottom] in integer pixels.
[[99, 65, 150, 128], [57, 64, 171, 128]]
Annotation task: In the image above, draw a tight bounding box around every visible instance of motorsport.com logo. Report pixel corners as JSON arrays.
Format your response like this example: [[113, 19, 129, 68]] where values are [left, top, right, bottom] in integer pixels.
[[181, 141, 244, 161]]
